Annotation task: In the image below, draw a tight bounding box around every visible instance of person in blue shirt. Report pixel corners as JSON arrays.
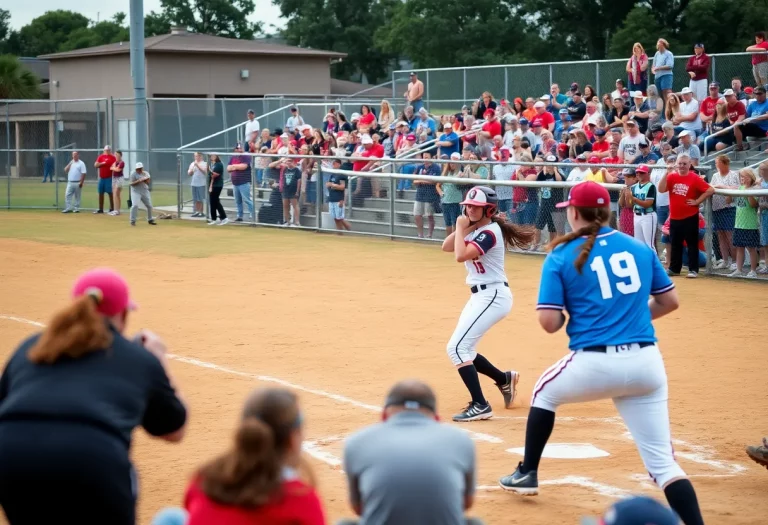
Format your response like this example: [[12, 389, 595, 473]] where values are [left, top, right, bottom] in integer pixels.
[[43, 152, 55, 182], [436, 123, 460, 158], [633, 139, 659, 165], [498, 182, 705, 525], [734, 85, 768, 151]]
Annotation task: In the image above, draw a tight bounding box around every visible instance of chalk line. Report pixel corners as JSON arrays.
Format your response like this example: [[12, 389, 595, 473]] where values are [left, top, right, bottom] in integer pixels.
[[0, 315, 502, 444]]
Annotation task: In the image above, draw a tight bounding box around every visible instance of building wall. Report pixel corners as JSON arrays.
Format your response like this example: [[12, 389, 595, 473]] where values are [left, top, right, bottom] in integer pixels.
[[146, 53, 332, 97], [48, 55, 136, 100]]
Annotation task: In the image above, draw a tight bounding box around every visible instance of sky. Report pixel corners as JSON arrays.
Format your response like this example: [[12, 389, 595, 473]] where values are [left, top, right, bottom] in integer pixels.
[[7, 0, 285, 32]]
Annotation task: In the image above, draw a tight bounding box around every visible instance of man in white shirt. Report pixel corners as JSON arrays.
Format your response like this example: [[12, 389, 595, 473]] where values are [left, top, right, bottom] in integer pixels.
[[650, 155, 672, 247], [567, 154, 590, 182], [285, 106, 304, 133], [618, 119, 644, 163], [62, 151, 87, 213], [187, 152, 208, 218], [674, 87, 703, 135], [245, 109, 260, 152]]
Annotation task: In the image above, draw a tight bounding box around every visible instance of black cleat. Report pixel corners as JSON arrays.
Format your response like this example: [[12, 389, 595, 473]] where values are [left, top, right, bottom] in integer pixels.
[[452, 401, 493, 422], [499, 462, 539, 495], [497, 371, 519, 409]]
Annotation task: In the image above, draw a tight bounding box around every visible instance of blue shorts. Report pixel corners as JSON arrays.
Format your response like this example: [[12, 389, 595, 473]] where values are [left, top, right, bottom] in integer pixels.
[[192, 185, 206, 203], [97, 177, 112, 194], [329, 201, 345, 220], [733, 228, 761, 248], [655, 75, 673, 91], [442, 203, 461, 228], [761, 212, 768, 245], [712, 207, 735, 232], [306, 182, 317, 204], [656, 206, 669, 232]]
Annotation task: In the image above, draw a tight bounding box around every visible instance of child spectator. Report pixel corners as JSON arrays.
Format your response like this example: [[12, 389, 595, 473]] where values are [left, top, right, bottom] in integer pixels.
[[128, 162, 156, 227], [727, 168, 761, 277], [110, 150, 126, 216], [270, 154, 302, 227], [327, 158, 351, 232], [533, 155, 565, 249], [256, 146, 270, 187], [187, 152, 208, 218], [412, 151, 441, 239], [183, 388, 325, 525], [629, 164, 658, 249], [618, 168, 637, 236]]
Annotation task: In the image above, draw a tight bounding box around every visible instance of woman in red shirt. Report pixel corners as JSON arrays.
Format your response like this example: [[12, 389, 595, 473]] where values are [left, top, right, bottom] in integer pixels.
[[183, 388, 326, 525], [358, 105, 377, 133]]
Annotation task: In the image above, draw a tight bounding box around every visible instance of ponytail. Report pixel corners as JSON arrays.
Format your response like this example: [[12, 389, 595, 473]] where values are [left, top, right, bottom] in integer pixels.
[[199, 418, 282, 506], [491, 213, 535, 250], [27, 295, 112, 364], [546, 206, 611, 273]]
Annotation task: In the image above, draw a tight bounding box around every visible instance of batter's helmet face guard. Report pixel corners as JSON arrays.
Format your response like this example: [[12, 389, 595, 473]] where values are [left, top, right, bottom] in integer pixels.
[[461, 186, 499, 218]]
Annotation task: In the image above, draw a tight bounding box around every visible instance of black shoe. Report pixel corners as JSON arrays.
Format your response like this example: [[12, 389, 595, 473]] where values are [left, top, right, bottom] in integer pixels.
[[148, 220, 157, 225], [93, 210, 104, 214], [130, 221, 136, 226], [497, 371, 519, 409], [452, 401, 493, 422], [235, 217, 243, 223], [499, 462, 539, 495]]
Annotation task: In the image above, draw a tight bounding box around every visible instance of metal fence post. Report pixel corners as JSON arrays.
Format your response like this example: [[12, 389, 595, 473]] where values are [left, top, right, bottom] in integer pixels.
[[595, 62, 601, 96], [504, 68, 509, 101], [315, 167, 322, 231], [389, 164, 395, 239], [711, 55, 717, 86], [5, 103, 10, 208], [176, 153, 182, 216], [549, 64, 553, 88], [96, 99, 101, 150], [54, 101, 59, 209], [251, 161, 257, 224], [462, 69, 467, 105], [221, 99, 229, 151], [704, 198, 714, 274], [425, 70, 430, 109], [391, 69, 396, 101]]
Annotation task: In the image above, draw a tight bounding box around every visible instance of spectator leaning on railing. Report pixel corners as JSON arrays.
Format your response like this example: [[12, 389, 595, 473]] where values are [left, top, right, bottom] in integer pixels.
[[188, 152, 208, 218], [228, 142, 255, 223], [734, 86, 768, 151], [340, 380, 481, 525], [710, 154, 739, 270], [727, 168, 762, 278], [747, 31, 768, 88]]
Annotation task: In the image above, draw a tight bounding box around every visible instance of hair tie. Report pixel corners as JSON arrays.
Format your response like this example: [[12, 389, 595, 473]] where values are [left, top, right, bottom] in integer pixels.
[[84, 287, 103, 305]]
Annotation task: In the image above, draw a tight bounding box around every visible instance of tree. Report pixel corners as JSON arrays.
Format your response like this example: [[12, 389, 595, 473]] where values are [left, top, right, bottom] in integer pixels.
[[0, 8, 22, 55], [18, 10, 91, 56], [156, 0, 262, 39], [376, 0, 543, 69], [518, 0, 636, 59], [0, 54, 41, 99], [145, 11, 171, 37], [608, 7, 668, 59], [275, 0, 399, 83], [59, 14, 131, 52]]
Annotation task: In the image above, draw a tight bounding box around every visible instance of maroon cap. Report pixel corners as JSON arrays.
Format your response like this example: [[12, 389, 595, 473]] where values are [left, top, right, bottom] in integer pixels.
[[72, 268, 137, 317], [556, 181, 610, 209], [588, 155, 600, 164]]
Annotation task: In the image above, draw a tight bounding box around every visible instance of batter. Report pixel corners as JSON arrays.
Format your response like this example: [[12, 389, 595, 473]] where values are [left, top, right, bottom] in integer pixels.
[[498, 182, 705, 525], [441, 186, 534, 422]]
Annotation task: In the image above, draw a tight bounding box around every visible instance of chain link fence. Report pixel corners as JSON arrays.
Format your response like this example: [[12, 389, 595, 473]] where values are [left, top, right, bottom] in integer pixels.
[[394, 52, 762, 111]]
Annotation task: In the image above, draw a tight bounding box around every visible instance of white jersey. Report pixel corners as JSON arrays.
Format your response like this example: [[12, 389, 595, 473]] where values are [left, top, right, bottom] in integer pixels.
[[464, 221, 507, 286]]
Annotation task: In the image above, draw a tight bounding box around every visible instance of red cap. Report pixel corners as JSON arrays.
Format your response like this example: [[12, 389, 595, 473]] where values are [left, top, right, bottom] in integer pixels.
[[72, 268, 137, 317], [745, 87, 754, 94], [635, 164, 650, 174], [588, 155, 600, 164], [556, 181, 610, 209], [557, 143, 569, 152], [484, 109, 495, 118]]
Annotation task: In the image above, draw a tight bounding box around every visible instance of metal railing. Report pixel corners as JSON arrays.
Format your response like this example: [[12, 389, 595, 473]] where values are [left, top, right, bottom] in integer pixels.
[[393, 51, 766, 111]]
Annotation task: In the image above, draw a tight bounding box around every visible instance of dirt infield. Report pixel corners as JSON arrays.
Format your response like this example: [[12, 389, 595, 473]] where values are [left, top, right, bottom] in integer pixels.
[[0, 212, 766, 524]]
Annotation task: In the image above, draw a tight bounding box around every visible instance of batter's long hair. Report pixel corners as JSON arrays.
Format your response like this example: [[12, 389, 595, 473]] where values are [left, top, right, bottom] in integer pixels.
[[27, 295, 112, 364], [491, 212, 535, 250], [197, 388, 316, 507], [547, 206, 612, 273]]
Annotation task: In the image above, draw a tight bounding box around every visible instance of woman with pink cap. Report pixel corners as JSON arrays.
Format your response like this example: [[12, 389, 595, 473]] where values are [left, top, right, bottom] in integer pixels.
[[0, 268, 187, 524]]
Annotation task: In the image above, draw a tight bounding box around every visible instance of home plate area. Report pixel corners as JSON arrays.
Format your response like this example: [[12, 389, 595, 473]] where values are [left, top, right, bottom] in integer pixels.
[[302, 415, 747, 499]]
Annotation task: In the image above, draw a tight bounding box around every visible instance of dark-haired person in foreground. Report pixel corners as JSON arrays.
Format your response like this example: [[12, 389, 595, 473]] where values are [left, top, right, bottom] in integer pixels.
[[339, 380, 484, 525], [0, 268, 187, 525], [182, 387, 326, 525], [498, 182, 705, 525]]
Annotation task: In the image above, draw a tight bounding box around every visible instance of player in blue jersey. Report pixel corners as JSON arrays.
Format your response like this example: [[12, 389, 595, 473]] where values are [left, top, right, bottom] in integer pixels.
[[498, 182, 705, 525]]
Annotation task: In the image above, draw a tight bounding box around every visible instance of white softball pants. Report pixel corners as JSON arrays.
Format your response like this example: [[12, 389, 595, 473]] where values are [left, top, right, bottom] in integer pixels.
[[446, 284, 512, 366], [633, 212, 657, 250], [531, 343, 686, 488]]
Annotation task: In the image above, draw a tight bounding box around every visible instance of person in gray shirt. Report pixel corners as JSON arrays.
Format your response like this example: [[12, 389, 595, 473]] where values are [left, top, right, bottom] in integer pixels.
[[128, 162, 157, 226], [340, 380, 483, 525]]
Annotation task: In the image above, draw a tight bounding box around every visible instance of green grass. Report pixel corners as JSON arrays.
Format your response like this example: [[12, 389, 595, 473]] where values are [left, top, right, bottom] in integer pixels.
[[0, 178, 179, 210]]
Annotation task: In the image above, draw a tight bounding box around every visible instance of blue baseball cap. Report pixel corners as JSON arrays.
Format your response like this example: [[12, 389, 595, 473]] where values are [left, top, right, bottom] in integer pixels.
[[519, 117, 529, 125], [580, 496, 680, 525], [594, 128, 606, 136]]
